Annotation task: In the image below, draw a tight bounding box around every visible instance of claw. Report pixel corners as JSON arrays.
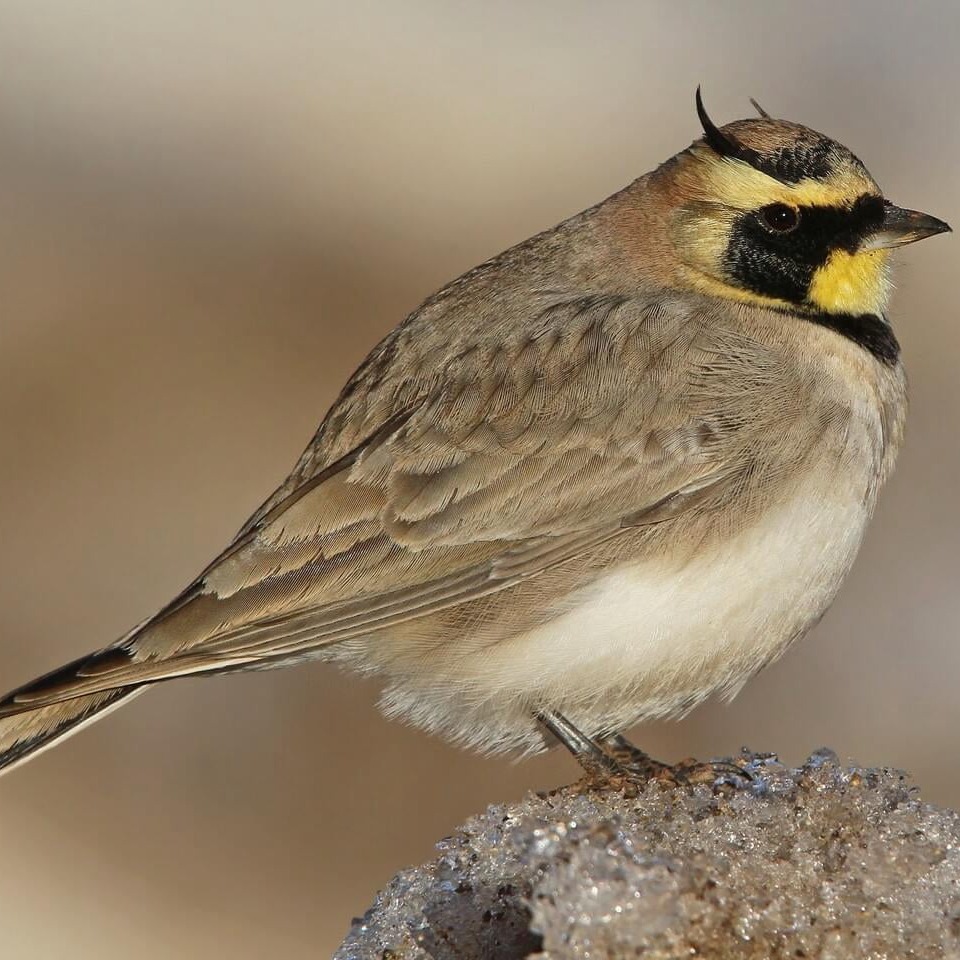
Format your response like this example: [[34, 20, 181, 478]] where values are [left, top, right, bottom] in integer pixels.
[[670, 757, 754, 786]]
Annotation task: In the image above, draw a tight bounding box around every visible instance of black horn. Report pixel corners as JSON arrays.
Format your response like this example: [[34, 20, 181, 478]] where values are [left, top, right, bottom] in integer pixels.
[[695, 87, 768, 170], [696, 86, 740, 158]]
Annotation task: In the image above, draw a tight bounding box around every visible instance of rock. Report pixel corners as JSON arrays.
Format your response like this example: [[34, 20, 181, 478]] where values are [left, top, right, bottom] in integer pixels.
[[335, 749, 960, 959]]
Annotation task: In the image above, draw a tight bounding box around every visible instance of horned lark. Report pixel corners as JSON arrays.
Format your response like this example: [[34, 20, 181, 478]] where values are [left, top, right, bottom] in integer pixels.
[[0, 91, 949, 780]]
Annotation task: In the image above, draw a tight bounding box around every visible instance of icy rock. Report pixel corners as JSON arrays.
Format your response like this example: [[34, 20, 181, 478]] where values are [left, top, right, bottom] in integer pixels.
[[335, 749, 960, 959]]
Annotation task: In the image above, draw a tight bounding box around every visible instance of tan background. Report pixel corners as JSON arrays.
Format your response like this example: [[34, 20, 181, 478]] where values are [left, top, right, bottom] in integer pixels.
[[0, 2, 957, 956]]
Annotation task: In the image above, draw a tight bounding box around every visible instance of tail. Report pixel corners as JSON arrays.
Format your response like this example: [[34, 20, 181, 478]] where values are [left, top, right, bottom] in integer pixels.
[[0, 687, 146, 775], [0, 668, 146, 776]]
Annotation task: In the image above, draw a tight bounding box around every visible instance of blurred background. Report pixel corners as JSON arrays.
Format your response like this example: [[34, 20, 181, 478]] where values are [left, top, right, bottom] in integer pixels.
[[0, 1, 957, 956]]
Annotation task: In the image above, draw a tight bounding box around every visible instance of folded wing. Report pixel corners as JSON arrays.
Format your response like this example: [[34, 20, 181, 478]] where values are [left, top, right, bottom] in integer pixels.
[[0, 293, 761, 714]]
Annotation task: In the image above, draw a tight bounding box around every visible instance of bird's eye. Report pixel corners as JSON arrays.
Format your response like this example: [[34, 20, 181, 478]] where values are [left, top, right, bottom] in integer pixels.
[[759, 203, 800, 233]]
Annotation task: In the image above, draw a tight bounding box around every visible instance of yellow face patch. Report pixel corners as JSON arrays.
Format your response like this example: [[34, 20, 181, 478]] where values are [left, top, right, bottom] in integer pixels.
[[672, 148, 890, 315], [688, 144, 879, 213], [808, 248, 891, 315]]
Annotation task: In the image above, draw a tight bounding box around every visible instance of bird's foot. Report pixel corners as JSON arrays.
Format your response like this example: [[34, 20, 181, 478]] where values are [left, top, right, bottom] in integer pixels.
[[661, 755, 753, 787], [599, 734, 752, 788], [537, 711, 751, 790], [600, 733, 674, 780]]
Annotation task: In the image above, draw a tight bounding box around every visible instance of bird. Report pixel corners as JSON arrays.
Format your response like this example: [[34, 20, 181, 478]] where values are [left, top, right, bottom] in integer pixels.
[[0, 89, 949, 782]]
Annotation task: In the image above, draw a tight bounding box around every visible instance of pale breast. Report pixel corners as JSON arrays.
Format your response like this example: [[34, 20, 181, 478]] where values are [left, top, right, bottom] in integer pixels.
[[490, 468, 872, 722]]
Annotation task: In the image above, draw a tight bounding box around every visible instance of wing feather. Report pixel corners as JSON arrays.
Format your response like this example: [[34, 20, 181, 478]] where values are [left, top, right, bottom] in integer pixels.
[[0, 293, 769, 714]]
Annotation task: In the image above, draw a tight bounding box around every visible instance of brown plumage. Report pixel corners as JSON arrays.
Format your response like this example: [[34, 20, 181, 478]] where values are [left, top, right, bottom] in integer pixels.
[[0, 92, 949, 774]]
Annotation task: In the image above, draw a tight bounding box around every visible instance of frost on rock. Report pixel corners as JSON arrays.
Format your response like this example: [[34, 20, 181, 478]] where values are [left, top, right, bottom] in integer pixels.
[[335, 749, 960, 959]]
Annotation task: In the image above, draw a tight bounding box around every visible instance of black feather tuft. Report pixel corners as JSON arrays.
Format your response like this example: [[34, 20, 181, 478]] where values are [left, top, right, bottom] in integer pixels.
[[695, 88, 840, 184], [695, 87, 770, 170]]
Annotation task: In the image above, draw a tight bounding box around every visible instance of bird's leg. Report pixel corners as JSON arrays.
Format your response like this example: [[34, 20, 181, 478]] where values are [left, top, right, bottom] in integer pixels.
[[535, 709, 623, 780]]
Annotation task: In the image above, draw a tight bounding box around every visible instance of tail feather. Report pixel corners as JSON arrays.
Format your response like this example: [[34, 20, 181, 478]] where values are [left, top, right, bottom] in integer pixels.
[[0, 646, 138, 715], [0, 686, 146, 775]]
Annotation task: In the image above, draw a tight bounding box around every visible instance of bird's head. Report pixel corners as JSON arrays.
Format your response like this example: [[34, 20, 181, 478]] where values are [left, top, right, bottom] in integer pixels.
[[656, 89, 950, 319]]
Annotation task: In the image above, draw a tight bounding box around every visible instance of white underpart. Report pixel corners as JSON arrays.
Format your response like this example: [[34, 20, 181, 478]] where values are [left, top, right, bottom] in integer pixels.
[[380, 475, 872, 754], [510, 487, 865, 708]]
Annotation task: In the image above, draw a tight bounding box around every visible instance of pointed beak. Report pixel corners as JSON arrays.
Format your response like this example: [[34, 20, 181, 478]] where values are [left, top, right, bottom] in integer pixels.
[[862, 203, 952, 250]]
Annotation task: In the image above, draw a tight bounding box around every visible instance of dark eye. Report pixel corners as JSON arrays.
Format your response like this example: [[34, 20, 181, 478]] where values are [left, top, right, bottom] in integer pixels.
[[759, 203, 800, 233]]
